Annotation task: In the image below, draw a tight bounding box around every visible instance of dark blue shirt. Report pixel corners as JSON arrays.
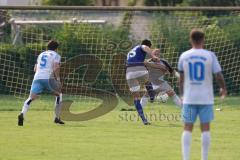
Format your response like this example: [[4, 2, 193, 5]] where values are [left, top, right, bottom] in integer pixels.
[[127, 45, 147, 66]]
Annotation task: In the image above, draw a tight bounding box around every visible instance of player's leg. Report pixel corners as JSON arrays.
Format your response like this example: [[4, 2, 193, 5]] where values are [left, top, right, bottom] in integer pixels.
[[48, 78, 64, 124], [140, 93, 149, 108], [20, 93, 38, 116], [166, 90, 182, 107], [140, 81, 159, 108], [18, 80, 42, 126], [182, 123, 193, 160], [127, 78, 149, 125], [200, 123, 210, 160], [133, 91, 150, 125], [145, 81, 155, 102], [161, 81, 182, 108], [199, 105, 214, 160], [53, 93, 64, 124], [140, 86, 161, 108], [126, 67, 150, 125], [181, 104, 197, 160]]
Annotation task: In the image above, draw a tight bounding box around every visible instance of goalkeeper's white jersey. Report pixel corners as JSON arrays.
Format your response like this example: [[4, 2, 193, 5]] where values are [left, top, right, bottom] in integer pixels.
[[178, 48, 222, 105], [33, 50, 61, 80], [147, 60, 168, 84]]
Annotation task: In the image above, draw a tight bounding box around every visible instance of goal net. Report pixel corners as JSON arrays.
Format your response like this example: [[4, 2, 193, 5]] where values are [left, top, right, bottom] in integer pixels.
[[0, 7, 239, 114]]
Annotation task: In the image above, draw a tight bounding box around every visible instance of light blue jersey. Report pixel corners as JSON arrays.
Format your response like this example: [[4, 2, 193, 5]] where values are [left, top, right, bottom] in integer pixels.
[[34, 50, 61, 80], [178, 48, 221, 105], [178, 48, 221, 123], [31, 50, 61, 94]]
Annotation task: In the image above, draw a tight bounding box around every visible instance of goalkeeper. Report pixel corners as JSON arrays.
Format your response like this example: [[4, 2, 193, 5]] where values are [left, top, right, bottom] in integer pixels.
[[141, 49, 182, 108]]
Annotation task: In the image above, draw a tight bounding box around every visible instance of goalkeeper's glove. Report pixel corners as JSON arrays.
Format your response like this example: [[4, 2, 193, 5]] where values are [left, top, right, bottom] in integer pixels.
[[174, 71, 180, 79]]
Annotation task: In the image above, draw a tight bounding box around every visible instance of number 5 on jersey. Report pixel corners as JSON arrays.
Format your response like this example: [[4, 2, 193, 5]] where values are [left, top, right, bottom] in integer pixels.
[[127, 51, 136, 60], [40, 55, 48, 68]]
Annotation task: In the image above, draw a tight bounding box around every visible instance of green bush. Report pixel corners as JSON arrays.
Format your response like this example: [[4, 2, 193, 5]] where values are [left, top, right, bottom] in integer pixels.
[[217, 15, 240, 49], [22, 25, 58, 44], [144, 0, 183, 6], [42, 0, 94, 6], [0, 44, 35, 94], [0, 11, 11, 43], [186, 0, 240, 6]]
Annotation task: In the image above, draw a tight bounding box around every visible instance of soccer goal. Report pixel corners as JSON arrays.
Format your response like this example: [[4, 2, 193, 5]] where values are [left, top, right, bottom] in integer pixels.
[[0, 6, 239, 117]]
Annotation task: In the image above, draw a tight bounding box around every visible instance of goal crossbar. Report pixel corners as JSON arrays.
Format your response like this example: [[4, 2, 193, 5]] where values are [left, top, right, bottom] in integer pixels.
[[0, 6, 240, 11], [9, 19, 106, 25]]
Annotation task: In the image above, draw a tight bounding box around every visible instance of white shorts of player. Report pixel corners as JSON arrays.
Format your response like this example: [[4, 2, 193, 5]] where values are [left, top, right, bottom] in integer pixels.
[[129, 85, 141, 92], [126, 66, 148, 92], [126, 70, 148, 80]]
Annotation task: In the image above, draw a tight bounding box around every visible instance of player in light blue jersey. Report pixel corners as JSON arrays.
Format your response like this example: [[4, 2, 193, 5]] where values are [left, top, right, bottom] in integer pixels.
[[18, 40, 64, 126], [178, 29, 227, 160], [126, 39, 159, 125]]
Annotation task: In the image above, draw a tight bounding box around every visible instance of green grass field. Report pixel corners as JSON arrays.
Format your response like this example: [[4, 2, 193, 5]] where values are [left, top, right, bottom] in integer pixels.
[[0, 95, 239, 160]]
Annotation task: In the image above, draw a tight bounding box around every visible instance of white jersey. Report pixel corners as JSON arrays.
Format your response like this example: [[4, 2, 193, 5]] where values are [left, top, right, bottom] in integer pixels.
[[33, 50, 61, 80], [178, 48, 222, 105], [147, 60, 170, 84]]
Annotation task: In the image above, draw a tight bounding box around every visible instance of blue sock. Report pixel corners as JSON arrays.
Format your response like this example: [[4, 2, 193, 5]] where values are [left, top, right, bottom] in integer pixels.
[[145, 82, 155, 102], [134, 99, 147, 123]]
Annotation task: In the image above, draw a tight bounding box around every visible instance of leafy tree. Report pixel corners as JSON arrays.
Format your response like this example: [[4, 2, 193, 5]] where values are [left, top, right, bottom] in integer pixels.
[[186, 0, 240, 6]]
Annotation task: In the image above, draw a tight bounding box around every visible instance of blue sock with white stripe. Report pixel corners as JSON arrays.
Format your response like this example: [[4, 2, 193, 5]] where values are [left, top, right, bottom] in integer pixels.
[[134, 99, 148, 124]]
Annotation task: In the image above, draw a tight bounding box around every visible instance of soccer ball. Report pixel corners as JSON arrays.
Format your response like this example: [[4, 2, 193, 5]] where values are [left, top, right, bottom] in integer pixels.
[[156, 92, 169, 103]]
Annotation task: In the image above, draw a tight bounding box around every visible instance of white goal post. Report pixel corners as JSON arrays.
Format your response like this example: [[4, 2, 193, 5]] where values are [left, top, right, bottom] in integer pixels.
[[0, 6, 239, 107]]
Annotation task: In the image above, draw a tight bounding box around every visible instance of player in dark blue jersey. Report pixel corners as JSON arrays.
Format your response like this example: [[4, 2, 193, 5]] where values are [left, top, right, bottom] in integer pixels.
[[126, 39, 159, 125]]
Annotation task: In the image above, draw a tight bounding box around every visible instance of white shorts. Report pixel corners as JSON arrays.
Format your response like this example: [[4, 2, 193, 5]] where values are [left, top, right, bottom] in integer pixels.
[[126, 66, 149, 92], [126, 66, 148, 80]]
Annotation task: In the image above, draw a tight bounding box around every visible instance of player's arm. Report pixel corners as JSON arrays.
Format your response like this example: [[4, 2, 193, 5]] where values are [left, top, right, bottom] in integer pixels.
[[215, 72, 227, 98], [179, 72, 184, 97], [144, 59, 168, 71], [177, 54, 184, 97], [53, 62, 60, 81], [53, 54, 61, 81], [172, 70, 180, 79], [34, 64, 37, 72], [141, 46, 159, 61], [212, 53, 227, 98], [34, 56, 40, 72], [160, 59, 180, 78]]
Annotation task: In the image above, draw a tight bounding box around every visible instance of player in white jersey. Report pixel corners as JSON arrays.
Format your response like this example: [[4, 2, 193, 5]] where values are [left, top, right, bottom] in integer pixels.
[[18, 40, 64, 126], [178, 29, 227, 160], [141, 49, 182, 108]]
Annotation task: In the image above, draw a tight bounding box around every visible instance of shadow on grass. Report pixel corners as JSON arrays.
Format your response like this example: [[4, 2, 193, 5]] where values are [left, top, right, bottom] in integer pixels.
[[61, 123, 87, 128], [148, 123, 182, 128]]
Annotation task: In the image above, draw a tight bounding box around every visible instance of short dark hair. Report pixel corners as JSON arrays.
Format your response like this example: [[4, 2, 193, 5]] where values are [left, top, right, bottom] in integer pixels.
[[141, 39, 152, 47], [47, 40, 59, 50], [190, 28, 204, 45]]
